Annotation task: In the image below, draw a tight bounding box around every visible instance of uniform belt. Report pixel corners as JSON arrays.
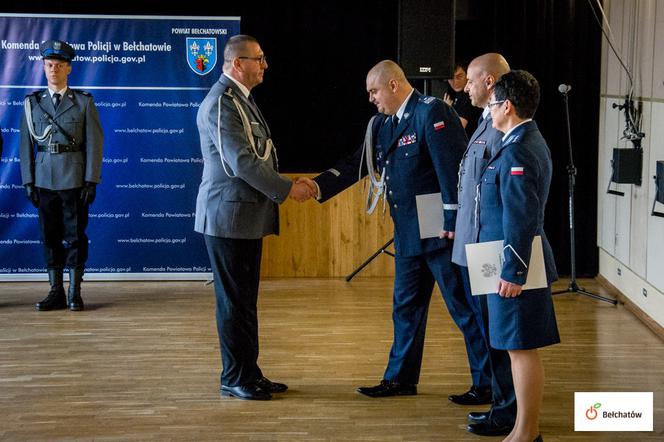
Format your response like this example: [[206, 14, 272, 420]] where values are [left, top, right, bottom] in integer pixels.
[[37, 144, 81, 153]]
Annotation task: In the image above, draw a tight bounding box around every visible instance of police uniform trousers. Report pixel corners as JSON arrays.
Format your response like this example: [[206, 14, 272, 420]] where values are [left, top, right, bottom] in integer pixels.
[[204, 234, 264, 387], [488, 285, 560, 350], [459, 265, 517, 424], [38, 187, 88, 270], [384, 246, 491, 386]]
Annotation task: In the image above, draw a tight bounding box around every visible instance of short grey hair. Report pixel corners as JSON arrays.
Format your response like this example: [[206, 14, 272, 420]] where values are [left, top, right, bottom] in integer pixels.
[[223, 34, 259, 69]]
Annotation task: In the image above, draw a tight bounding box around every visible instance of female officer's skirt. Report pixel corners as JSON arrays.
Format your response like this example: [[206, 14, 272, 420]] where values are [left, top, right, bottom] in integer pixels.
[[487, 286, 560, 350]]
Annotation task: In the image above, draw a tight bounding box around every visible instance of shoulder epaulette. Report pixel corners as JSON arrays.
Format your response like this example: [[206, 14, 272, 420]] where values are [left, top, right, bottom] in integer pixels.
[[71, 89, 92, 97], [420, 96, 439, 105], [25, 91, 41, 99]]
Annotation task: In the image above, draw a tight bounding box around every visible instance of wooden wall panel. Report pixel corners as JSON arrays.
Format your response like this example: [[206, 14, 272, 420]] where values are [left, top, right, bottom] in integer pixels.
[[261, 174, 395, 278]]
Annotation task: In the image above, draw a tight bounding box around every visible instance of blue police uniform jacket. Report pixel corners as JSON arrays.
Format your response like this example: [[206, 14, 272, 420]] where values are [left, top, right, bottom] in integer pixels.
[[477, 120, 558, 285], [315, 91, 467, 257]]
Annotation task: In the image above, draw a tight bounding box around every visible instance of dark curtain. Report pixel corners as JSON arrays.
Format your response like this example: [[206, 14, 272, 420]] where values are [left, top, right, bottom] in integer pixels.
[[4, 0, 602, 276], [456, 0, 602, 277]]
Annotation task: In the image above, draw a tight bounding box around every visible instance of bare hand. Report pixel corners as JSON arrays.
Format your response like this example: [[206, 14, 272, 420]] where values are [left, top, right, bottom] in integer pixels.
[[438, 230, 455, 240], [443, 92, 453, 107], [295, 177, 319, 199], [497, 279, 523, 298], [289, 179, 316, 202]]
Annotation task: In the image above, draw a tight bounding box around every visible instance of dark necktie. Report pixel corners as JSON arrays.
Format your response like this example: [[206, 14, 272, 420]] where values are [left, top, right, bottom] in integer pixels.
[[390, 115, 399, 139], [53, 93, 61, 109], [248, 94, 267, 126]]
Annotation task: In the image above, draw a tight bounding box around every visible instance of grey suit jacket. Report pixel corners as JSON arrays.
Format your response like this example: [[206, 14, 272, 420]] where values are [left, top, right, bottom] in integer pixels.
[[194, 74, 292, 239], [20, 88, 103, 190], [451, 114, 503, 266]]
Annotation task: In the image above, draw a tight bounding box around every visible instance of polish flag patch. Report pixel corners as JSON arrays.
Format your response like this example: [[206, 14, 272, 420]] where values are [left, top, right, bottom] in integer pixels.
[[511, 167, 524, 175], [433, 121, 445, 131]]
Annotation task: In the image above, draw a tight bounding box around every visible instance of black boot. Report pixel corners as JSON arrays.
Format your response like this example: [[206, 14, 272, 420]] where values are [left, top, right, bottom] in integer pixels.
[[36, 269, 67, 311], [67, 268, 85, 311]]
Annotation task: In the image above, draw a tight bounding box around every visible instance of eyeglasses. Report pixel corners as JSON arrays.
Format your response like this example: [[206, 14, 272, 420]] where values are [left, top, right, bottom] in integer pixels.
[[238, 55, 267, 64], [487, 99, 506, 108]]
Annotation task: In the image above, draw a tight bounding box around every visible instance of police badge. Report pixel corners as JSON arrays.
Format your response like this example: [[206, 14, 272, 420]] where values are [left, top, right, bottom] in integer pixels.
[[186, 38, 217, 76]]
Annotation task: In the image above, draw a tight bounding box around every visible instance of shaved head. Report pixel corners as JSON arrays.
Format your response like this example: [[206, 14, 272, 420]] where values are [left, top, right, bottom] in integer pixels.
[[366, 60, 413, 115], [468, 53, 510, 79], [367, 60, 408, 85], [465, 53, 510, 108]]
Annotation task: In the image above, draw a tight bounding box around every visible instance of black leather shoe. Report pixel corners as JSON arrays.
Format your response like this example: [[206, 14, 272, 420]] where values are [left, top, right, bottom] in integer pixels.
[[357, 380, 417, 398], [220, 384, 272, 400], [448, 385, 492, 405], [467, 410, 490, 423], [255, 376, 288, 393], [466, 419, 514, 436]]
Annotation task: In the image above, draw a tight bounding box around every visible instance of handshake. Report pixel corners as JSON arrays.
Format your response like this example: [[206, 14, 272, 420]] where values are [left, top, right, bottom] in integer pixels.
[[288, 177, 318, 202]]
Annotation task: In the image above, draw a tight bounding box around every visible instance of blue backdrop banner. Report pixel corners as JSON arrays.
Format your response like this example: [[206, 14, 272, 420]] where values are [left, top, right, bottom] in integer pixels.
[[0, 14, 240, 280]]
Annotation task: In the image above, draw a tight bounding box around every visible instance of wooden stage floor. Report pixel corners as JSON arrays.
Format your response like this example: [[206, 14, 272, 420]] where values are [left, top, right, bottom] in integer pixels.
[[0, 278, 662, 441]]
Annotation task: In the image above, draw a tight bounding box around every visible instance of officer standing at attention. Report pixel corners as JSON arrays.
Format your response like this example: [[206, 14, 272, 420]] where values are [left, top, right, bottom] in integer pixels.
[[20, 40, 103, 311], [453, 53, 517, 437], [299, 61, 487, 399], [480, 70, 560, 442]]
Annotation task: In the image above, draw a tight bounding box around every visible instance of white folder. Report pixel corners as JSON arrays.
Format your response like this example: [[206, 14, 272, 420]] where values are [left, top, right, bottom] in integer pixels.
[[465, 235, 548, 295], [415, 192, 443, 239]]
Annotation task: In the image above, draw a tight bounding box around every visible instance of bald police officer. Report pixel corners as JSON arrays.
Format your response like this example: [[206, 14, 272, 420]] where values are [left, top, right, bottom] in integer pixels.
[[20, 40, 104, 311]]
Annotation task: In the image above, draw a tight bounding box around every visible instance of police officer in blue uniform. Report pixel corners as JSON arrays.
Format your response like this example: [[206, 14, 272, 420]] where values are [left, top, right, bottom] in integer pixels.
[[479, 70, 559, 442], [302, 60, 488, 398], [20, 40, 104, 311], [453, 53, 517, 437]]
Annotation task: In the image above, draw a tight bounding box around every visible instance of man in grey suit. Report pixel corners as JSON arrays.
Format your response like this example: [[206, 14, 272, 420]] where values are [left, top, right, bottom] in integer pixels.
[[452, 53, 517, 437], [195, 34, 312, 401], [20, 40, 103, 312]]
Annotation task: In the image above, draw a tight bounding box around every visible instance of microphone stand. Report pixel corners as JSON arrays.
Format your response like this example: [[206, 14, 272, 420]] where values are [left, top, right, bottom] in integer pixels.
[[552, 87, 617, 304]]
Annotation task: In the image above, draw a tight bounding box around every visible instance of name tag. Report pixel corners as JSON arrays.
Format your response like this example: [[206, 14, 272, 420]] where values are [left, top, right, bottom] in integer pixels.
[[473, 139, 487, 144]]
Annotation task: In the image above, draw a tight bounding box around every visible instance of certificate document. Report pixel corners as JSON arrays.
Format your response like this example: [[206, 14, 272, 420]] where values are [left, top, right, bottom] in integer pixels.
[[415, 192, 443, 239], [465, 235, 547, 295]]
